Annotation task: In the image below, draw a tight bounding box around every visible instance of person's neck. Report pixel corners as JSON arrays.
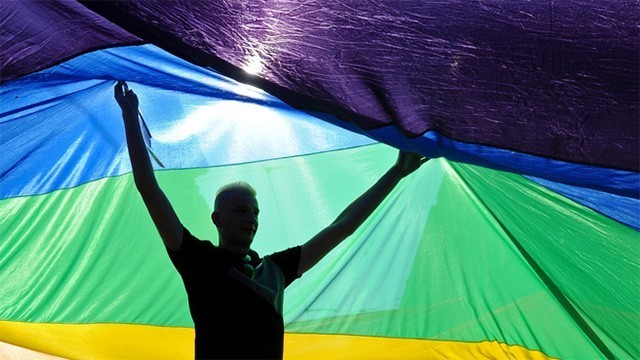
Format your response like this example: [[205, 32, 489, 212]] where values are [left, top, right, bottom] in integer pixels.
[[219, 241, 250, 256]]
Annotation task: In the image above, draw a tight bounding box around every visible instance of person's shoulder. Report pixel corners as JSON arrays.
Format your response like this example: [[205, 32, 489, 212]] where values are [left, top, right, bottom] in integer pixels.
[[265, 246, 302, 286], [177, 227, 215, 252]]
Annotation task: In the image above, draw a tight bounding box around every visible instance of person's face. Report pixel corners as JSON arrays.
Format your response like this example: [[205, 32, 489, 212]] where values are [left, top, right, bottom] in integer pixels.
[[213, 190, 259, 249]]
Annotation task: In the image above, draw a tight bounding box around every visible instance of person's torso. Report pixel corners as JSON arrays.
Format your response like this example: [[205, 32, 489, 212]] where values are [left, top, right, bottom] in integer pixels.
[[184, 244, 287, 359]]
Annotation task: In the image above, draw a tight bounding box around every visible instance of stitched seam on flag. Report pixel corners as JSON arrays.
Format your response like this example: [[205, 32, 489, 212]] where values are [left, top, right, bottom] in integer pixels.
[[0, 143, 382, 201]]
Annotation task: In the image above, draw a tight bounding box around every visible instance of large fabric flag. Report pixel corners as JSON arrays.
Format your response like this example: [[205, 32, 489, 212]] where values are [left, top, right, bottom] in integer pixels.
[[1, 1, 638, 359]]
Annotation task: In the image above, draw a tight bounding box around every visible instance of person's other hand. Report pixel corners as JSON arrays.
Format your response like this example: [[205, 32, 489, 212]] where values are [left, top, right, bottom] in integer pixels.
[[114, 81, 139, 116], [395, 151, 428, 177]]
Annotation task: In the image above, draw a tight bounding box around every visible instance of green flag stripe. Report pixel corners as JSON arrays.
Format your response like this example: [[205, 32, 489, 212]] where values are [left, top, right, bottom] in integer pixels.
[[1, 144, 636, 360]]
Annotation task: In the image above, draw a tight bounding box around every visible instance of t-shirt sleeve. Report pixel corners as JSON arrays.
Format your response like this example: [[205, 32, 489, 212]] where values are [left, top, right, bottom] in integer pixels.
[[267, 246, 302, 287], [166, 227, 206, 278]]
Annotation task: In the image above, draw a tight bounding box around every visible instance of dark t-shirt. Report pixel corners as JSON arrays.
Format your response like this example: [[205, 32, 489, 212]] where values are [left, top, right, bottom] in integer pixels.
[[167, 227, 301, 359]]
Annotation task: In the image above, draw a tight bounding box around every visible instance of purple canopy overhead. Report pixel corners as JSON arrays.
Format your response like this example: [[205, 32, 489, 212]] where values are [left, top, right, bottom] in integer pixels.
[[4, 0, 639, 172], [0, 0, 140, 82]]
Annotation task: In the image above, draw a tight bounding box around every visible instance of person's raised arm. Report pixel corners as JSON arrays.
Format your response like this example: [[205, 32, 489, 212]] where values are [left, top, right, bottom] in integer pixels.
[[298, 151, 427, 276], [115, 81, 183, 251]]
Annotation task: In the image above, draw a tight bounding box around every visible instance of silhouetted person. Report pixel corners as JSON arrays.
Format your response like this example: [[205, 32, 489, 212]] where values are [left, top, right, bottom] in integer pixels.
[[115, 81, 427, 359]]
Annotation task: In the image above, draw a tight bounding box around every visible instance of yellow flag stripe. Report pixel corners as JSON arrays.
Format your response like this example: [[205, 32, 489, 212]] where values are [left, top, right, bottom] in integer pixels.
[[0, 321, 193, 359], [0, 321, 554, 360], [285, 333, 556, 360]]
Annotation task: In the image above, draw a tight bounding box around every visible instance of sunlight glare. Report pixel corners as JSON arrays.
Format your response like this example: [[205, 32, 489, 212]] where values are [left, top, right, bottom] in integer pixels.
[[243, 54, 264, 75]]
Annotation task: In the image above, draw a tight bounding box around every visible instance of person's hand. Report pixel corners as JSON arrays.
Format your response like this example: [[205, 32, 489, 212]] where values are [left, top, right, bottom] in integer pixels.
[[114, 81, 139, 116], [394, 151, 428, 177]]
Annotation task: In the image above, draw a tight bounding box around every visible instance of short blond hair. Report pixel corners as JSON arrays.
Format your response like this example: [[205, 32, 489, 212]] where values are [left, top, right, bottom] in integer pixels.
[[214, 182, 257, 210]]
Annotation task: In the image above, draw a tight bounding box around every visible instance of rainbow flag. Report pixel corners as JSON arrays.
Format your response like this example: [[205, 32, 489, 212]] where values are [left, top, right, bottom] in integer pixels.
[[2, 1, 638, 359]]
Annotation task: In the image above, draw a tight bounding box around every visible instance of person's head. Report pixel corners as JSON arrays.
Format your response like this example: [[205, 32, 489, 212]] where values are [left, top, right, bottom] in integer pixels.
[[211, 182, 259, 254]]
